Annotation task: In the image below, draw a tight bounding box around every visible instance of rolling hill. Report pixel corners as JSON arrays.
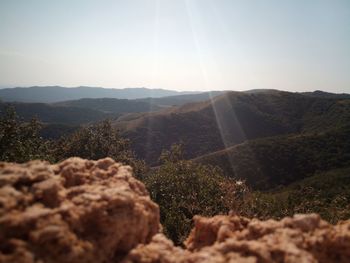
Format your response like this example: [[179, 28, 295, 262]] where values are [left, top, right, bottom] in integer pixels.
[[193, 126, 350, 190], [135, 91, 225, 106], [302, 90, 350, 99], [0, 102, 113, 125], [116, 90, 350, 165], [0, 92, 229, 139], [0, 97, 165, 125], [54, 98, 162, 113]]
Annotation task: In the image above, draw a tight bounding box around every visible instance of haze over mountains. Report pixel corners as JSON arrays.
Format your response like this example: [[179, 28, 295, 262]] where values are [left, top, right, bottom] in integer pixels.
[[0, 86, 197, 103], [0, 88, 225, 126]]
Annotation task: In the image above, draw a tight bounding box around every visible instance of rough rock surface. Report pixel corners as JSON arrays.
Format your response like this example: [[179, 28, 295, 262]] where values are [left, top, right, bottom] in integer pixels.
[[1, 158, 350, 263], [124, 214, 350, 263], [0, 158, 160, 263]]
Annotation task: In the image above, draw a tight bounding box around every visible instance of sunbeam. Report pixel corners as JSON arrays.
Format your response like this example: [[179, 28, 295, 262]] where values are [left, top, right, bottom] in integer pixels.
[[184, 0, 265, 181], [144, 0, 161, 163]]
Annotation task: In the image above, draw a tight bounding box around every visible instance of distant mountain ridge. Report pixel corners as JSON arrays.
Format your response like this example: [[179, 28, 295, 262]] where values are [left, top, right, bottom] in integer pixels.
[[0, 86, 198, 103], [301, 90, 350, 99]]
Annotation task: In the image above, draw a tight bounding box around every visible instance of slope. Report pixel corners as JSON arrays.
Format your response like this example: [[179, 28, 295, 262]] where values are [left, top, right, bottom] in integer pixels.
[[54, 98, 161, 114], [0, 102, 113, 125], [244, 166, 350, 223], [193, 126, 350, 190], [117, 90, 350, 164], [135, 91, 225, 106]]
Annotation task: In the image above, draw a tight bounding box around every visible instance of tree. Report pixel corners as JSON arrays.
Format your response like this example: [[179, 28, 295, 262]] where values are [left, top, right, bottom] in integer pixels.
[[54, 119, 147, 177], [0, 107, 51, 162], [145, 143, 249, 244]]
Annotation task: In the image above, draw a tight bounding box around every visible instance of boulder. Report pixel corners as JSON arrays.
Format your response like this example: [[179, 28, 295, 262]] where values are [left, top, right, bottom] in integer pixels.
[[124, 214, 350, 263], [0, 158, 160, 263]]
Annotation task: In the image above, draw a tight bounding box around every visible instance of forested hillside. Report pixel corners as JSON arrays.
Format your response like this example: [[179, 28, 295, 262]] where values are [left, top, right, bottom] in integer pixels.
[[54, 98, 161, 113], [0, 98, 161, 125], [194, 126, 350, 189], [242, 167, 350, 223], [117, 91, 350, 164], [135, 91, 224, 106], [0, 101, 112, 125]]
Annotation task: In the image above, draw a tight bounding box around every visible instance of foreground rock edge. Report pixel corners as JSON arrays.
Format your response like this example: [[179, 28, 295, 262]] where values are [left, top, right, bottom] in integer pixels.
[[124, 214, 350, 263], [0, 157, 160, 263]]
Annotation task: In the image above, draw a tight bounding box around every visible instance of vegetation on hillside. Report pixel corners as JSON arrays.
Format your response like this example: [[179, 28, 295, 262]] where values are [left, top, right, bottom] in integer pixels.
[[0, 107, 52, 162], [54, 97, 161, 113], [241, 167, 350, 223], [120, 91, 350, 164], [0, 101, 114, 125], [54, 119, 147, 178], [39, 123, 79, 140], [194, 126, 350, 189], [145, 143, 248, 244], [136, 91, 224, 106], [0, 107, 146, 177]]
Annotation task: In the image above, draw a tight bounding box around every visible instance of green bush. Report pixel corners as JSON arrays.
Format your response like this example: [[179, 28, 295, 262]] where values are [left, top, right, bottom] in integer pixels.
[[54, 119, 147, 178], [145, 143, 249, 244], [0, 107, 52, 162], [0, 108, 147, 176]]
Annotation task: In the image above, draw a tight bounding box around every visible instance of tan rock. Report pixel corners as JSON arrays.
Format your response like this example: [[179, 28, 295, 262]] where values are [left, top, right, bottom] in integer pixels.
[[125, 214, 350, 263], [0, 158, 160, 263]]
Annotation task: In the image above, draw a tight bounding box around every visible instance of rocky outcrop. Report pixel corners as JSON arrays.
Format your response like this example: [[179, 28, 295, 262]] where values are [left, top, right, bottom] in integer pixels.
[[1, 158, 350, 263], [0, 158, 159, 263], [124, 214, 350, 263]]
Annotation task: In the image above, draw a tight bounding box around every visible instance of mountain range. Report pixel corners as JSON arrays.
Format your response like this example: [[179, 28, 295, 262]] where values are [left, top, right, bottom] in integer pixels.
[[0, 86, 198, 103]]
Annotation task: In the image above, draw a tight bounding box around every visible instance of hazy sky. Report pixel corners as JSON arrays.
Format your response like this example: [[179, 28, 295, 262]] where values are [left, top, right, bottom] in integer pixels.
[[0, 0, 349, 92]]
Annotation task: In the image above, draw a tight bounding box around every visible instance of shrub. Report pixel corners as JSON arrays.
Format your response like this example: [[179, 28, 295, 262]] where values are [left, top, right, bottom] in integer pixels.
[[240, 167, 350, 223], [54, 119, 147, 177], [0, 107, 52, 162], [145, 143, 249, 244]]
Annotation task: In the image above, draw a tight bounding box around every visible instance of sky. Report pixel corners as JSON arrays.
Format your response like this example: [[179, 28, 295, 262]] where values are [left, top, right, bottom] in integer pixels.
[[0, 0, 349, 93]]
